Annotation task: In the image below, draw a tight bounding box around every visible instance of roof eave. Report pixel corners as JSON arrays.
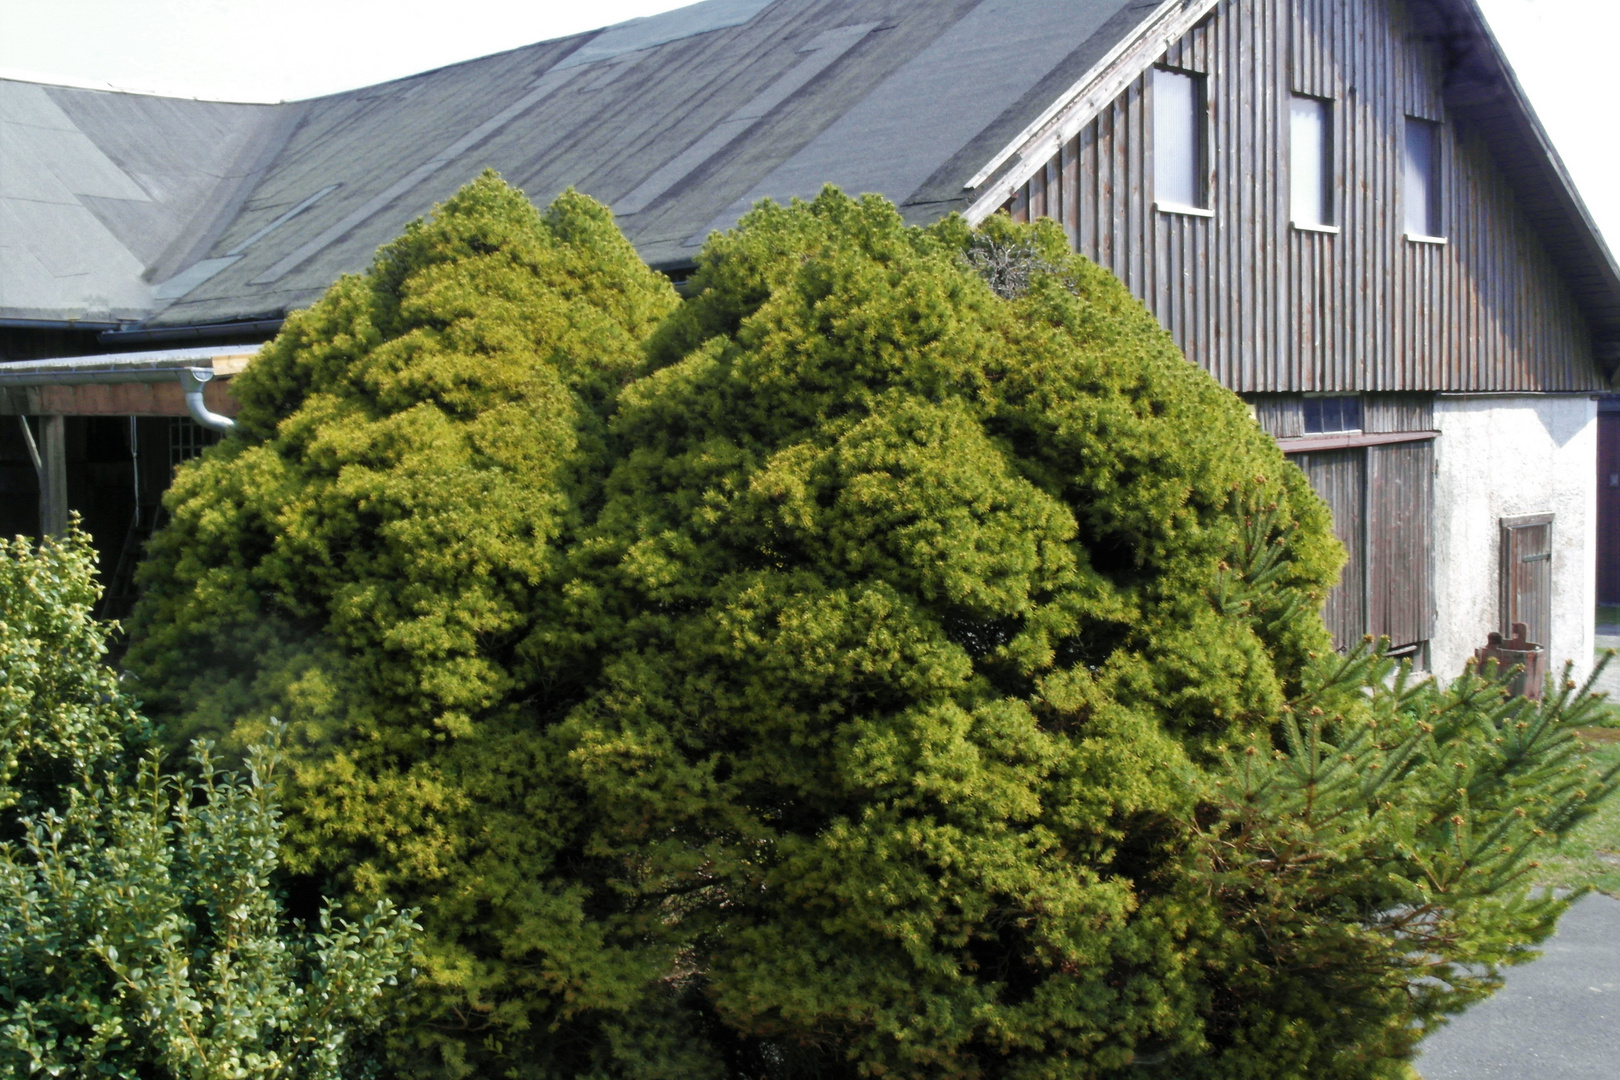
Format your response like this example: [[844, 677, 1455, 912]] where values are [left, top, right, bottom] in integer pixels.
[[1418, 0, 1620, 345], [959, 0, 1222, 222]]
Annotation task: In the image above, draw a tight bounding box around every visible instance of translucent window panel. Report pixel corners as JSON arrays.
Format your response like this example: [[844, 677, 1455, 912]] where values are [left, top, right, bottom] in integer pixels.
[[1404, 118, 1442, 236], [1154, 68, 1204, 208], [1291, 96, 1332, 226], [1303, 396, 1363, 433]]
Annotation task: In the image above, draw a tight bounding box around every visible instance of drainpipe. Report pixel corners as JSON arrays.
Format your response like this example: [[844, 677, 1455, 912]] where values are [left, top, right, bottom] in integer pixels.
[[1, 349, 243, 537], [180, 367, 236, 433]]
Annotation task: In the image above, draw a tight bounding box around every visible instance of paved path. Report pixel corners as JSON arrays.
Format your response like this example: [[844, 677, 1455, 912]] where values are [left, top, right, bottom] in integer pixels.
[[1416, 892, 1620, 1079]]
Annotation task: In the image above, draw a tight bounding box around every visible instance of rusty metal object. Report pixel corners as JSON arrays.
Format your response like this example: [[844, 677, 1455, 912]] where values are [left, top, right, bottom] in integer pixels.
[[1475, 622, 1545, 699]]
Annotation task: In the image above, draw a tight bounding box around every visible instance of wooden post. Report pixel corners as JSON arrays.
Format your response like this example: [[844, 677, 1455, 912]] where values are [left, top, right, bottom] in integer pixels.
[[38, 415, 69, 537]]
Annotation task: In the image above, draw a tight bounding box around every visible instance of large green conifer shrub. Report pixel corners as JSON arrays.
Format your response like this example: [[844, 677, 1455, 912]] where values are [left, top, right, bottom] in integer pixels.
[[124, 173, 681, 1074], [524, 193, 1342, 1078], [125, 180, 1616, 1080]]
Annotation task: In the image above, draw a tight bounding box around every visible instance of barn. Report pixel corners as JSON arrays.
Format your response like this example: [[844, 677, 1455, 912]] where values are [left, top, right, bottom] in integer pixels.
[[3, 0, 1618, 676]]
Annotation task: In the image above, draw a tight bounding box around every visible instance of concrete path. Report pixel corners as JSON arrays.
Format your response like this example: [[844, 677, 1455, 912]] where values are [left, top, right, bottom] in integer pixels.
[[1416, 892, 1620, 1079]]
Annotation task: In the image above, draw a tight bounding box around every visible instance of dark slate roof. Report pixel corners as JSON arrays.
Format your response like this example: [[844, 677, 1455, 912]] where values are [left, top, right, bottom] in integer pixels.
[[2, 0, 1617, 352], [0, 78, 281, 324], [141, 0, 1150, 330]]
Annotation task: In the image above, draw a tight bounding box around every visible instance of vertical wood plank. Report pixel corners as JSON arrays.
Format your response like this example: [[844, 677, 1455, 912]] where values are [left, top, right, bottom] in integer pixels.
[[1061, 135, 1080, 249], [38, 414, 68, 538], [1053, 0, 1595, 393], [1298, 447, 1368, 649]]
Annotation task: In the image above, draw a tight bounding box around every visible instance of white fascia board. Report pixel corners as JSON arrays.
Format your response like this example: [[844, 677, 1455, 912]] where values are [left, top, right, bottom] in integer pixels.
[[962, 0, 1222, 224]]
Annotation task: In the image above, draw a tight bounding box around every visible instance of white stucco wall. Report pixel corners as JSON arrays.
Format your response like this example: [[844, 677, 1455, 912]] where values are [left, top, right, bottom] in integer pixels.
[[1431, 395, 1597, 682]]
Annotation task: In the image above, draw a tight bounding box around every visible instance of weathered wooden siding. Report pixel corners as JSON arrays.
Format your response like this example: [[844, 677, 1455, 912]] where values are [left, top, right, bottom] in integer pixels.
[[1363, 392, 1434, 434], [1251, 391, 1434, 437], [1003, 0, 1599, 393], [0, 381, 240, 419], [1598, 411, 1620, 606], [1251, 393, 1435, 649], [1367, 438, 1433, 646], [1501, 515, 1554, 645], [1284, 439, 1434, 651], [1296, 447, 1367, 647]]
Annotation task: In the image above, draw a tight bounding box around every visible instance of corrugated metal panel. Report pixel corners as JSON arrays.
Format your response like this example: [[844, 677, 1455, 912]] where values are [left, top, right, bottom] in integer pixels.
[[1003, 0, 1602, 393]]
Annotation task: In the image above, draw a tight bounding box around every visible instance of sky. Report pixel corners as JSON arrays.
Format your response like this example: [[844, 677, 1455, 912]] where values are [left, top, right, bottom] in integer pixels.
[[0, 0, 1615, 249]]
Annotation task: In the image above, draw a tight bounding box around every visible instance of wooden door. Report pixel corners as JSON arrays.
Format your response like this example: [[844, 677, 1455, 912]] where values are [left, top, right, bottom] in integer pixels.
[[1368, 440, 1434, 648], [1598, 413, 1620, 605], [1294, 448, 1366, 650], [1501, 515, 1553, 647]]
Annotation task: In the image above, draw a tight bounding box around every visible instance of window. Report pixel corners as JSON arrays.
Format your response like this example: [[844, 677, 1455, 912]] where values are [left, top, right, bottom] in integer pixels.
[[1154, 68, 1207, 211], [1290, 95, 1333, 228], [1403, 117, 1442, 238], [1303, 395, 1363, 433], [168, 417, 220, 474]]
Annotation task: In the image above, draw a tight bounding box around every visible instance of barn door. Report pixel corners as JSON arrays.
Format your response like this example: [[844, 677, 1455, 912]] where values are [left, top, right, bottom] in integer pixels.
[[1599, 412, 1620, 605], [1367, 440, 1434, 649], [1293, 448, 1366, 650], [1501, 514, 1553, 647]]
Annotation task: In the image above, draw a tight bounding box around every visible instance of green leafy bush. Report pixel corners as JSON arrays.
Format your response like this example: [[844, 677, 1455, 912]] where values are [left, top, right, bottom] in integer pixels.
[[1, 528, 418, 1079], [124, 181, 1616, 1079], [2, 523, 143, 820]]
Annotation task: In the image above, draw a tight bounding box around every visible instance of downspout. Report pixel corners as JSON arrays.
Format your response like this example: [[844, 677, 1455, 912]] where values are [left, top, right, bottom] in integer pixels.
[[0, 346, 249, 430], [17, 416, 43, 477], [180, 367, 236, 432]]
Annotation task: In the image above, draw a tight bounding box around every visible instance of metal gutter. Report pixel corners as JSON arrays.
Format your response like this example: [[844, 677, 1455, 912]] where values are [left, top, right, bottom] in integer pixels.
[[1, 318, 124, 332], [0, 345, 254, 431], [0, 345, 257, 382], [98, 319, 284, 345]]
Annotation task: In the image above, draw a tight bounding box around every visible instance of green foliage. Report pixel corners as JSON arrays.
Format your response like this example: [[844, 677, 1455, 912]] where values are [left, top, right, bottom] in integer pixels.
[[127, 171, 678, 751], [1, 528, 418, 1079], [123, 181, 1618, 1079], [1531, 728, 1620, 894], [1183, 604, 1619, 1077], [1, 527, 144, 819], [505, 192, 1341, 1079], [123, 174, 681, 1076]]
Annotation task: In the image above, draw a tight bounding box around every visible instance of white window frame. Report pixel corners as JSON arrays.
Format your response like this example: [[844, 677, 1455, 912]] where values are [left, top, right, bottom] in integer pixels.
[[1403, 116, 1445, 242], [1153, 67, 1210, 216], [1290, 94, 1337, 232]]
